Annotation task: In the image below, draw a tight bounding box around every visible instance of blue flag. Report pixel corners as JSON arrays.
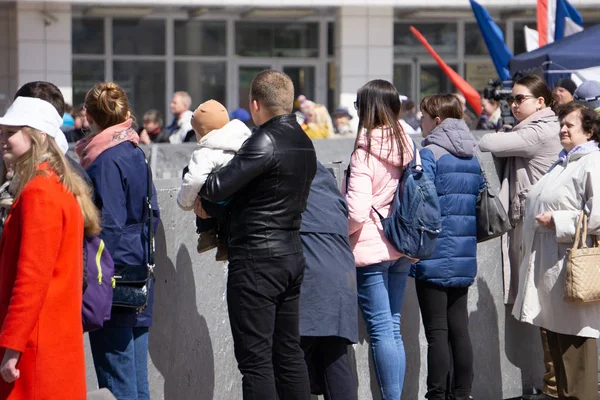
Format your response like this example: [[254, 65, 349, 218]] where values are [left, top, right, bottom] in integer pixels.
[[555, 0, 583, 41], [469, 0, 513, 82]]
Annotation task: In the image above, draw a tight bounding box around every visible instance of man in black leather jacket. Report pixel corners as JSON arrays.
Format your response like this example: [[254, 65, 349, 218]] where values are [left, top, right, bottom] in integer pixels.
[[200, 70, 317, 400]]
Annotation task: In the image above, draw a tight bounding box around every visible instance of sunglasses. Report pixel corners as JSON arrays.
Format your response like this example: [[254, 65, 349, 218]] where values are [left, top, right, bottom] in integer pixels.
[[354, 101, 358, 110], [507, 94, 535, 106]]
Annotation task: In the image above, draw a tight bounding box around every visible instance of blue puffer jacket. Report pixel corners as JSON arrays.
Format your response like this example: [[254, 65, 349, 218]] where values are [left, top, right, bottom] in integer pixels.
[[411, 118, 483, 287]]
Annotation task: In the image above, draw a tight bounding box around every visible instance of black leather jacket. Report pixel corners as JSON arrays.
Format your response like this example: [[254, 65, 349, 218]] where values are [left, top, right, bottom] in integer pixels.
[[200, 114, 317, 260]]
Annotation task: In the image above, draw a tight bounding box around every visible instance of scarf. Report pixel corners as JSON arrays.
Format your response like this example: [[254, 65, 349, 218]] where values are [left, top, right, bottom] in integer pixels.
[[75, 119, 139, 169], [558, 140, 599, 166]]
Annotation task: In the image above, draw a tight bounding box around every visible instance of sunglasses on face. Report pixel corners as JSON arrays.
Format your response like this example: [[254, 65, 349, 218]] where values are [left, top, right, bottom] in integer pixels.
[[354, 101, 358, 110], [507, 94, 535, 106]]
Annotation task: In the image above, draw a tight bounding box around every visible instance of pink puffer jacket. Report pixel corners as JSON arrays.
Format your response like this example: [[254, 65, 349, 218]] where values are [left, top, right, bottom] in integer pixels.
[[343, 126, 413, 267]]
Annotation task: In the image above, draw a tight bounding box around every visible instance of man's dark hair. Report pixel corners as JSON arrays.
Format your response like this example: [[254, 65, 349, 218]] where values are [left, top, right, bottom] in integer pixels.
[[14, 81, 65, 115]]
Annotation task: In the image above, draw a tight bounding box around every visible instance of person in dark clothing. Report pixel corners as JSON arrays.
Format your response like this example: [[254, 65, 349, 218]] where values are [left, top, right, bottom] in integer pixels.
[[401, 99, 420, 131], [200, 70, 316, 400], [299, 162, 358, 400], [414, 94, 483, 400], [139, 109, 170, 144], [66, 105, 91, 143], [76, 82, 160, 400]]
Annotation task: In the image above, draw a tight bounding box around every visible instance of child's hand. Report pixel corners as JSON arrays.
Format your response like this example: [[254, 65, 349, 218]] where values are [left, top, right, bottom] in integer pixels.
[[194, 197, 210, 219], [1, 348, 20, 383]]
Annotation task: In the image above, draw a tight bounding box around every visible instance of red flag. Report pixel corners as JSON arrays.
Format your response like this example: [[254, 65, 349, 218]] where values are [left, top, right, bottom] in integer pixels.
[[409, 26, 482, 116]]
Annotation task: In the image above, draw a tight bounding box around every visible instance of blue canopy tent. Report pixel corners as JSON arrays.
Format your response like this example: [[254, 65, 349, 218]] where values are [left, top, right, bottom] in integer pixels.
[[509, 24, 600, 87]]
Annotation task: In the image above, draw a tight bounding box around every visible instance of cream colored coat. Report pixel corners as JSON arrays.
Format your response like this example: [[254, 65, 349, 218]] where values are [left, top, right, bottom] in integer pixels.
[[512, 150, 600, 338], [479, 108, 562, 303]]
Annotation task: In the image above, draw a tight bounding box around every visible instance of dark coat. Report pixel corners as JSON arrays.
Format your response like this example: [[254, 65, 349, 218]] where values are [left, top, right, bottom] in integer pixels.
[[86, 142, 160, 327], [200, 114, 317, 260], [412, 119, 483, 287], [299, 162, 358, 343]]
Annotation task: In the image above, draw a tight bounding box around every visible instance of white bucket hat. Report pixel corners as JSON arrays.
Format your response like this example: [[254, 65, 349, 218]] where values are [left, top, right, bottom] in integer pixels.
[[0, 96, 69, 154]]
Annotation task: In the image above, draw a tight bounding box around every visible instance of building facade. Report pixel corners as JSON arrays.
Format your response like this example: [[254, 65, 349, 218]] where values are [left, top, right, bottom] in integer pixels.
[[1, 0, 599, 120]]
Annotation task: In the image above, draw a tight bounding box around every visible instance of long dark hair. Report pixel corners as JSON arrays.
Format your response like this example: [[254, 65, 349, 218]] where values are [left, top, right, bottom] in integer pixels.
[[354, 80, 408, 165], [514, 75, 555, 110]]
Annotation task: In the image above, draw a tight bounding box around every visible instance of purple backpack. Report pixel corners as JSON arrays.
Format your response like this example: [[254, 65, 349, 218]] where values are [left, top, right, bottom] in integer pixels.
[[82, 236, 114, 332]]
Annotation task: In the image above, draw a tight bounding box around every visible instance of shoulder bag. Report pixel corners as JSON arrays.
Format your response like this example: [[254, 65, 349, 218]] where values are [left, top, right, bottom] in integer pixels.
[[112, 157, 155, 312], [474, 151, 512, 242], [564, 211, 600, 303]]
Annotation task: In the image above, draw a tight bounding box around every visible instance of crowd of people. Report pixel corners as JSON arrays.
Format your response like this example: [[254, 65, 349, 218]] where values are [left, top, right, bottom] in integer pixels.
[[0, 69, 600, 400]]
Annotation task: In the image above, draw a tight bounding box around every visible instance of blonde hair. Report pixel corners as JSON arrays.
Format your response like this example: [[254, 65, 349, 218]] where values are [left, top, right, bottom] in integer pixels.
[[85, 82, 131, 131], [13, 127, 101, 236], [307, 104, 334, 138], [173, 91, 192, 109]]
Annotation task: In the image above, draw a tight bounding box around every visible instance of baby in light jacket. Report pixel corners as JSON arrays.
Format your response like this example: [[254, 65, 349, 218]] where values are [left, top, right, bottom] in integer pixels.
[[177, 100, 252, 260]]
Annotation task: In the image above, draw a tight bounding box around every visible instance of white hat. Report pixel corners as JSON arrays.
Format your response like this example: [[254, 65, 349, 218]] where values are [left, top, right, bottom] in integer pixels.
[[0, 96, 69, 154]]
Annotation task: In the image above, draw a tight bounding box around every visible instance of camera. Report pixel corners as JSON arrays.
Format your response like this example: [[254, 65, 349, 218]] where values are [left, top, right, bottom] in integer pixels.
[[483, 79, 515, 129], [483, 79, 512, 101]]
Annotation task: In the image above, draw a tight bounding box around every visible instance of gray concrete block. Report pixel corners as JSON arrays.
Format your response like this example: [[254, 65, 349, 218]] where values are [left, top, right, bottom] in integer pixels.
[[81, 136, 545, 399]]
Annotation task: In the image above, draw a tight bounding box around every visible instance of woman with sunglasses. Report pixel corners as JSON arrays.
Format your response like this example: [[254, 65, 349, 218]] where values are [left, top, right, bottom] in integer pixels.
[[479, 74, 562, 399], [479, 75, 561, 302]]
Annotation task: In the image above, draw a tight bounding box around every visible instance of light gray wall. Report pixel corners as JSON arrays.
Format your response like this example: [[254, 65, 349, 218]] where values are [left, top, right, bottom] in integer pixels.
[[83, 136, 544, 399]]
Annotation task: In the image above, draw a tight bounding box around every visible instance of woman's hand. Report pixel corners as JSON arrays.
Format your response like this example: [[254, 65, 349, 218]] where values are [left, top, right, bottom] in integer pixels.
[[536, 212, 554, 228], [0, 348, 20, 383]]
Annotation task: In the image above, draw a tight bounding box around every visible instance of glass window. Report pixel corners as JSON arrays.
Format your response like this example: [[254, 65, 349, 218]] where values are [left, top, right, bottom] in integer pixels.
[[174, 62, 227, 107], [113, 61, 166, 120], [394, 23, 457, 58], [393, 64, 412, 99], [113, 19, 165, 55], [236, 22, 319, 58], [174, 21, 226, 56], [72, 18, 104, 54], [328, 22, 335, 57], [513, 21, 535, 55], [283, 66, 316, 101], [238, 66, 270, 111], [72, 60, 105, 106], [420, 65, 456, 99], [465, 22, 506, 56]]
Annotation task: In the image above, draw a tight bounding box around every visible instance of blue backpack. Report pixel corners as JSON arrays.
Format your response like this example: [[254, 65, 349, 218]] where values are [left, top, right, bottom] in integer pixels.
[[372, 141, 441, 259], [82, 236, 115, 332]]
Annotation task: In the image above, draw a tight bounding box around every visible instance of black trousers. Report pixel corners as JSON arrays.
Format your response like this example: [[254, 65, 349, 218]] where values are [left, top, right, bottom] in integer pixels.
[[415, 280, 473, 400], [227, 254, 311, 400], [300, 336, 357, 400]]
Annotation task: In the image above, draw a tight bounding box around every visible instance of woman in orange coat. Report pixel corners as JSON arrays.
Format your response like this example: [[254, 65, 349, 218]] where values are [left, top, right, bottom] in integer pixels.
[[0, 97, 100, 399]]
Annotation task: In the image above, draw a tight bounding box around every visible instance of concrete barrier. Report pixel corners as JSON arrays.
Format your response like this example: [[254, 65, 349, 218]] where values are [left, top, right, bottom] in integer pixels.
[[82, 136, 545, 399]]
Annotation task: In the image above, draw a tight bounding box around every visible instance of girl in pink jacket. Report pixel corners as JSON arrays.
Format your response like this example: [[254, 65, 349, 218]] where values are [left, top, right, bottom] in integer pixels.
[[343, 80, 413, 400]]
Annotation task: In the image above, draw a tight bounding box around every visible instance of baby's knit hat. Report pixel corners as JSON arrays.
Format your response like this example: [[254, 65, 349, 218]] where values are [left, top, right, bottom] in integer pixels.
[[192, 100, 230, 136], [574, 80, 600, 112]]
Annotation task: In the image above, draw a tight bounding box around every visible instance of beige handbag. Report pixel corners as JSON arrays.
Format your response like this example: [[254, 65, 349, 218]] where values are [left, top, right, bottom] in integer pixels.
[[564, 211, 600, 303]]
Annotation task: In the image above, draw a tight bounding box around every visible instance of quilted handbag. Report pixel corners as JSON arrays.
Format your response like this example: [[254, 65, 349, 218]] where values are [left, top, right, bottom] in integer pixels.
[[564, 211, 600, 303], [474, 152, 512, 243]]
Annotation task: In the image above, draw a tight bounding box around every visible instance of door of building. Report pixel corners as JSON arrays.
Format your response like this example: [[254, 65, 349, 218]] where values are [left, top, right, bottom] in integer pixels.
[[235, 61, 318, 114]]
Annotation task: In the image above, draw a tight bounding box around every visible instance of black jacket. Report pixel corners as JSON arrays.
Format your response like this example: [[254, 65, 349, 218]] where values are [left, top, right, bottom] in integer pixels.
[[200, 114, 317, 260]]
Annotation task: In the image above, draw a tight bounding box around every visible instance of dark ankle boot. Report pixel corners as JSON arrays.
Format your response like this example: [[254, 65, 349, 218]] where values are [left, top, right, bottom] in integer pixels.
[[197, 230, 218, 253], [215, 236, 228, 261]]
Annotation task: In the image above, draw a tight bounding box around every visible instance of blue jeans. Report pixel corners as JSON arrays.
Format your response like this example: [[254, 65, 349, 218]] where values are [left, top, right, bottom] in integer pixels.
[[356, 258, 411, 400], [89, 327, 150, 400]]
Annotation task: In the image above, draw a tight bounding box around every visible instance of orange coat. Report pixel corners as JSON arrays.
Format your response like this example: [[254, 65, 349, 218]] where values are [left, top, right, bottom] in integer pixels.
[[0, 165, 86, 400]]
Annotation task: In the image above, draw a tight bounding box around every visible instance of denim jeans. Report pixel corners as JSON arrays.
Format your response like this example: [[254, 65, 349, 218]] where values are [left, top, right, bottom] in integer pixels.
[[356, 258, 411, 400], [89, 327, 150, 400]]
